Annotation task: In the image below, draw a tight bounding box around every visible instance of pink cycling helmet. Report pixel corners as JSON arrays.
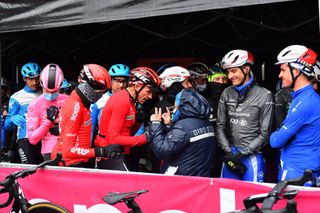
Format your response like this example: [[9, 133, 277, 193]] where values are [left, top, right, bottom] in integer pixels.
[[40, 64, 64, 93]]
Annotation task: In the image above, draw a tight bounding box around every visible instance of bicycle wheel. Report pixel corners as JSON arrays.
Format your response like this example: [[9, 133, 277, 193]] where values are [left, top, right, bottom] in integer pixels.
[[27, 202, 71, 213]]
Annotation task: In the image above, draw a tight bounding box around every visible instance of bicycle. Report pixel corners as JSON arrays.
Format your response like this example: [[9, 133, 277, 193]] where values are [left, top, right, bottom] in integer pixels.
[[0, 152, 149, 213], [104, 189, 148, 213], [229, 170, 313, 213], [0, 153, 71, 213]]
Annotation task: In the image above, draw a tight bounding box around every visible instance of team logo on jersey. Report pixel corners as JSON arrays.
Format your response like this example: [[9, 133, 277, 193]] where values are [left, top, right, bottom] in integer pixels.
[[239, 118, 248, 126], [71, 102, 80, 121], [126, 115, 134, 120], [84, 119, 91, 126]]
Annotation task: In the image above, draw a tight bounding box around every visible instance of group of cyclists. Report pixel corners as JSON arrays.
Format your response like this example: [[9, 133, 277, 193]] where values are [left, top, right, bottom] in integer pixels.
[[1, 44, 320, 186]]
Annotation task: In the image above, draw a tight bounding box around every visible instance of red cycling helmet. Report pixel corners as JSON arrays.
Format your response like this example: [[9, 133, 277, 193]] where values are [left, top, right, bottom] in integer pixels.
[[78, 64, 111, 91], [130, 67, 161, 88]]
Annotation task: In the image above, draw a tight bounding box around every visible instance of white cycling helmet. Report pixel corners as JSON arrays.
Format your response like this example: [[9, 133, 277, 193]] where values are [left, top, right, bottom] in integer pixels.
[[159, 66, 190, 91], [221, 49, 254, 70], [275, 45, 318, 77]]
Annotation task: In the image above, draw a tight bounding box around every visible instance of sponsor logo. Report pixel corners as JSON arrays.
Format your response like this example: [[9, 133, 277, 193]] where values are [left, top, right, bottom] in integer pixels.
[[228, 111, 250, 117], [70, 147, 90, 155], [239, 118, 248, 127], [84, 119, 91, 126], [192, 126, 214, 136], [71, 102, 80, 121], [126, 115, 134, 120]]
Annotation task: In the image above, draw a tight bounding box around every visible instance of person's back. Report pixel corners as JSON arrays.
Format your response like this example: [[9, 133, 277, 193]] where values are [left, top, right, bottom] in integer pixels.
[[150, 89, 215, 177]]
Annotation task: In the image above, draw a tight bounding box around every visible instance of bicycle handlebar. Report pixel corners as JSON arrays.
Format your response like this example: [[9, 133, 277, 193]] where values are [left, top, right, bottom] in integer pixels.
[[261, 169, 312, 210], [0, 153, 62, 208]]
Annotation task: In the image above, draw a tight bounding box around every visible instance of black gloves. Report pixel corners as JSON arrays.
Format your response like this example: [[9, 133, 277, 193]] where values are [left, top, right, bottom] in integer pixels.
[[46, 105, 59, 122], [224, 151, 247, 175], [95, 144, 124, 158], [49, 124, 60, 136]]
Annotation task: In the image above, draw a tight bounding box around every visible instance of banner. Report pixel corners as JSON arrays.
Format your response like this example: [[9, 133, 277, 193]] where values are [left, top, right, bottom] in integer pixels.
[[0, 164, 319, 213]]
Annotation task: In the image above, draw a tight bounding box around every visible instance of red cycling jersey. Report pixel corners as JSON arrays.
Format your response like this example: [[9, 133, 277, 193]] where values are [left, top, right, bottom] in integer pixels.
[[95, 89, 146, 154], [51, 90, 95, 166]]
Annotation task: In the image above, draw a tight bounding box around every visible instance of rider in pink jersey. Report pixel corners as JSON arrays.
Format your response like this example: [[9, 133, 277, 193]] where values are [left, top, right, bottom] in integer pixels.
[[27, 64, 68, 161]]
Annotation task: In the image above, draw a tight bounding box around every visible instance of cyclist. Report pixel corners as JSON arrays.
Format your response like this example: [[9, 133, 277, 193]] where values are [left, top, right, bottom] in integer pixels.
[[206, 63, 230, 177], [91, 64, 130, 144], [59, 79, 73, 95], [207, 63, 229, 127], [51, 64, 123, 168], [27, 64, 68, 161], [187, 62, 209, 95], [4, 62, 43, 164], [149, 89, 215, 177], [95, 67, 161, 171], [270, 45, 320, 185], [156, 66, 192, 113], [216, 49, 274, 182]]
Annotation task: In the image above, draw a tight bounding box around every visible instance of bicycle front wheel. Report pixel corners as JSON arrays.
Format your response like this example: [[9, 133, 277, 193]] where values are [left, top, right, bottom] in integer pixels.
[[27, 202, 71, 213]]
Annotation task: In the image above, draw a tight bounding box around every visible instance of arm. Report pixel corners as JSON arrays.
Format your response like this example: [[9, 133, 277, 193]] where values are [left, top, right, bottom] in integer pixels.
[[150, 121, 188, 160], [247, 92, 274, 151], [27, 102, 55, 145], [270, 103, 307, 149], [216, 91, 232, 153], [4, 97, 20, 130], [61, 103, 95, 159]]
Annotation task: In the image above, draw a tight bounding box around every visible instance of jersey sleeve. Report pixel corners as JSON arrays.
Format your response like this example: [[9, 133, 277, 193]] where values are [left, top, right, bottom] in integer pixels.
[[216, 91, 232, 153], [150, 121, 188, 160], [27, 101, 54, 145], [270, 102, 308, 149], [4, 97, 20, 130], [61, 102, 95, 159]]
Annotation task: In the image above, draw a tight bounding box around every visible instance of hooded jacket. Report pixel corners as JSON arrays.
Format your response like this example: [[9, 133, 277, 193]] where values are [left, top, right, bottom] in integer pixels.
[[149, 89, 215, 177]]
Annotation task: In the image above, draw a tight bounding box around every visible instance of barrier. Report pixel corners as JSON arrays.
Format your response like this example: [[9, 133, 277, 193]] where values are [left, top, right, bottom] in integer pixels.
[[0, 163, 319, 213]]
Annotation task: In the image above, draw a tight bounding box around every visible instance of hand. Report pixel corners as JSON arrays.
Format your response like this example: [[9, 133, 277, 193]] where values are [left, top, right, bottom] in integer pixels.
[[11, 114, 25, 126], [46, 105, 59, 122], [94, 144, 124, 158], [150, 107, 162, 122], [49, 124, 60, 136], [224, 152, 247, 175], [162, 107, 171, 125], [144, 131, 151, 143]]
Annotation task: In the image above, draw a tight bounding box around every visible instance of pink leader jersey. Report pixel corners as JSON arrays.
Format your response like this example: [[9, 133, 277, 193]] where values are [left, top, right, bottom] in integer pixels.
[[27, 94, 68, 155]]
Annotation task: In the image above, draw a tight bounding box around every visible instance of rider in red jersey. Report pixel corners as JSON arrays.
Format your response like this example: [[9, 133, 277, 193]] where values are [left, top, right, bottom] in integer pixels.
[[51, 64, 123, 167], [95, 67, 161, 170]]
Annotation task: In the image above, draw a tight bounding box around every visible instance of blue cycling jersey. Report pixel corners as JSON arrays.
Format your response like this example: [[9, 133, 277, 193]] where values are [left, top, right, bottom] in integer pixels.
[[270, 84, 320, 172], [90, 91, 112, 143], [4, 86, 41, 139]]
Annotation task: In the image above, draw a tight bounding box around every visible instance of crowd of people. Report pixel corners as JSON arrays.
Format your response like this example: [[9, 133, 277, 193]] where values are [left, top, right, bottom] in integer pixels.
[[1, 44, 320, 186]]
